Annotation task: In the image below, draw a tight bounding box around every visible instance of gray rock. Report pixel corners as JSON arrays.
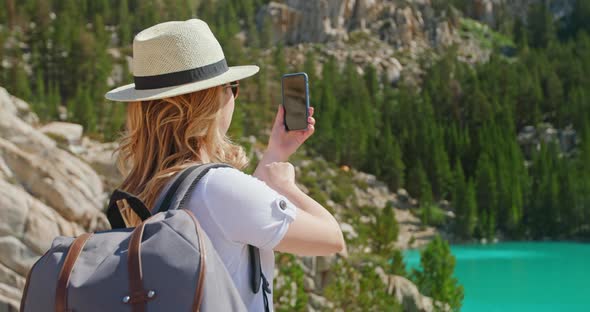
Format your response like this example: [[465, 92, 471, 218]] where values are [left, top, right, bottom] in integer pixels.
[[79, 137, 122, 191], [0, 138, 107, 228], [39, 121, 84, 146], [389, 275, 450, 312], [0, 87, 39, 125], [438, 199, 450, 211], [559, 127, 577, 153], [397, 188, 409, 203], [340, 222, 358, 239], [303, 276, 315, 292], [309, 293, 333, 310]]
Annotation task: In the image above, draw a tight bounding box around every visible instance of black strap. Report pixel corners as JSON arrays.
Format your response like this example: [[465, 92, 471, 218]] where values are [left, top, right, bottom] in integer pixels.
[[106, 189, 152, 229], [249, 245, 271, 312], [261, 272, 271, 312]]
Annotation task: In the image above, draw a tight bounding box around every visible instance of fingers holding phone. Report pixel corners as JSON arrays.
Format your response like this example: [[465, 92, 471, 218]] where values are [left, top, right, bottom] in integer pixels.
[[274, 104, 315, 132], [307, 106, 315, 130], [267, 104, 316, 161], [266, 74, 316, 161]]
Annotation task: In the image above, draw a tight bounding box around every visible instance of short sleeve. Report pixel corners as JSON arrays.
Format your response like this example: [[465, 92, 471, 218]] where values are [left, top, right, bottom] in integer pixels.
[[198, 167, 297, 250]]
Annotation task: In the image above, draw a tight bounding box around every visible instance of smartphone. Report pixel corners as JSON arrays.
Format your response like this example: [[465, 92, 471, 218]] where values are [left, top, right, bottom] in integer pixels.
[[281, 72, 310, 131]]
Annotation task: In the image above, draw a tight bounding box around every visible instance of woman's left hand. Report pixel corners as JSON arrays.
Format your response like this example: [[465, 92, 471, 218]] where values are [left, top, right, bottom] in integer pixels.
[[266, 104, 315, 161]]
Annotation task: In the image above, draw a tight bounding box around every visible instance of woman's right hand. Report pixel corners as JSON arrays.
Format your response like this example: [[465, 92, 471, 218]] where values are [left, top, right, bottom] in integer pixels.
[[261, 161, 297, 194], [266, 105, 315, 161]]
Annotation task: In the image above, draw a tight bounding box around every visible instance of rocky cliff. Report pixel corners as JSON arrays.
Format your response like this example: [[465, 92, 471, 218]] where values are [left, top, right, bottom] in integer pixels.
[[256, 0, 495, 87], [0, 87, 113, 311], [255, 0, 575, 87]]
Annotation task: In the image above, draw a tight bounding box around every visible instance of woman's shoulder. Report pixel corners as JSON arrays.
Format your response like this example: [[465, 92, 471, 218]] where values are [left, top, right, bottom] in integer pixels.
[[205, 166, 260, 182], [197, 165, 296, 249], [202, 166, 275, 196]]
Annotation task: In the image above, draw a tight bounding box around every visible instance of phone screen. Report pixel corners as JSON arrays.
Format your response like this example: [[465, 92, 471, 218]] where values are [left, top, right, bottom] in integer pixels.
[[282, 74, 308, 131]]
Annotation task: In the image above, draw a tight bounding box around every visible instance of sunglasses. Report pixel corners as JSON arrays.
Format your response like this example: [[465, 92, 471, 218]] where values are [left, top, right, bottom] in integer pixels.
[[225, 81, 239, 100]]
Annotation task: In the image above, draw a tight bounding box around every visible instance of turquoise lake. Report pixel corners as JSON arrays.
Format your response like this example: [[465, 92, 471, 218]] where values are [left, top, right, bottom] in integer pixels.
[[404, 242, 590, 312]]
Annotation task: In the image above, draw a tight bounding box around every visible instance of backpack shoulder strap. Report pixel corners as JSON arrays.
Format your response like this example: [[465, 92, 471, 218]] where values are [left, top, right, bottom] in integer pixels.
[[153, 162, 233, 213], [106, 189, 152, 229], [154, 161, 269, 311]]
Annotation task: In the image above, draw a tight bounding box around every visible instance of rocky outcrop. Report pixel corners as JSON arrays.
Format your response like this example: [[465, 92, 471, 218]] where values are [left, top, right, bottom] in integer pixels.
[[39, 121, 84, 147], [257, 0, 459, 49], [257, 0, 494, 86], [517, 123, 579, 160], [0, 87, 109, 311], [77, 137, 121, 191], [470, 0, 575, 27]]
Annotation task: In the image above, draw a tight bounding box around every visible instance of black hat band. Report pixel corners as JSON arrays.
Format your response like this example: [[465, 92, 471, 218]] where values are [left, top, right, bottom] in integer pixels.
[[134, 58, 229, 90]]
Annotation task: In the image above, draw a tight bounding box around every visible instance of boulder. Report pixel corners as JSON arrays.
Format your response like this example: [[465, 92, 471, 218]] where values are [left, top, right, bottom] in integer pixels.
[[39, 121, 84, 146], [397, 188, 410, 203], [79, 137, 122, 191], [438, 199, 451, 211], [0, 138, 107, 229], [303, 276, 316, 292], [308, 293, 334, 310], [388, 275, 450, 312], [0, 87, 39, 125]]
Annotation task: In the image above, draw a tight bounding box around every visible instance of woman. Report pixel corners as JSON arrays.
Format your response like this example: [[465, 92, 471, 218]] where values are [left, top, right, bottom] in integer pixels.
[[105, 19, 345, 311]]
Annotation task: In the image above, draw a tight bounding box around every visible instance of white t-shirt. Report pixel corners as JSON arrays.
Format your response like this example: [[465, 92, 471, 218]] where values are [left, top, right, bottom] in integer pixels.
[[162, 166, 297, 311]]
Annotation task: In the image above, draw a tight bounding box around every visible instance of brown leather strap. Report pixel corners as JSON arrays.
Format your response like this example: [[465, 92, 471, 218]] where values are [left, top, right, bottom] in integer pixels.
[[55, 233, 92, 312], [128, 221, 147, 312], [183, 210, 207, 312]]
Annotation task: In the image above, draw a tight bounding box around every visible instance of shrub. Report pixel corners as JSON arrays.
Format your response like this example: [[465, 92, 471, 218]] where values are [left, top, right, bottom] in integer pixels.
[[411, 236, 464, 311]]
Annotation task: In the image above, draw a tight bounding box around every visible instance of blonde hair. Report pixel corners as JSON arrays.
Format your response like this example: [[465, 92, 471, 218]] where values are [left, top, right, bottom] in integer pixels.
[[114, 86, 249, 225]]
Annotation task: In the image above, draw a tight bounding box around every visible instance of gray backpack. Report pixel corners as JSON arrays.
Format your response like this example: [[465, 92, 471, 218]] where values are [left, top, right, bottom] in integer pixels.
[[20, 163, 262, 311]]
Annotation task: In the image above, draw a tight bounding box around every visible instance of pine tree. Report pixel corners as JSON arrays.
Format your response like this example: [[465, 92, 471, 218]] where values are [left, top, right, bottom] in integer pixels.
[[373, 202, 399, 255], [11, 63, 32, 101], [48, 82, 62, 120], [513, 16, 528, 48], [433, 137, 453, 198], [274, 43, 287, 75], [83, 88, 97, 133], [303, 49, 318, 117], [475, 153, 497, 240], [34, 71, 46, 119], [463, 180, 478, 239], [527, 3, 556, 49], [380, 125, 405, 191], [311, 69, 337, 157], [411, 236, 464, 311], [420, 172, 435, 226], [452, 160, 473, 239], [118, 0, 131, 46], [542, 70, 563, 116], [364, 64, 380, 104], [570, 0, 590, 36], [259, 14, 274, 48], [389, 249, 407, 277]]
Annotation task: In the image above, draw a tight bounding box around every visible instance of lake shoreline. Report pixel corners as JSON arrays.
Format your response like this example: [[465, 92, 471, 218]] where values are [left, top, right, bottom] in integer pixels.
[[404, 241, 590, 311]]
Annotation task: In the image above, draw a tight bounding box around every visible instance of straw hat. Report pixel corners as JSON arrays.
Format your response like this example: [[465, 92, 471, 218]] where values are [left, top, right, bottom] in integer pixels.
[[105, 19, 259, 102]]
